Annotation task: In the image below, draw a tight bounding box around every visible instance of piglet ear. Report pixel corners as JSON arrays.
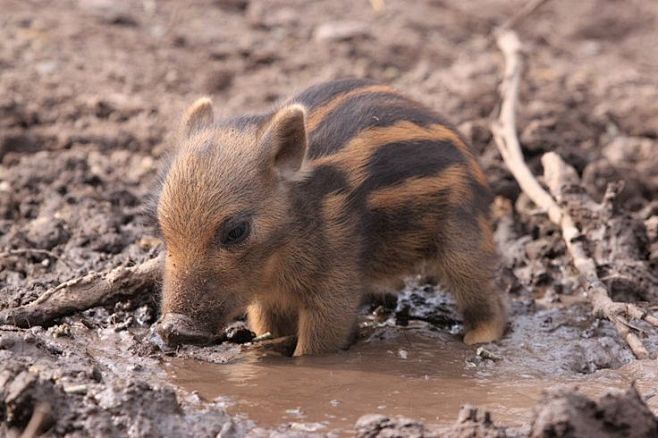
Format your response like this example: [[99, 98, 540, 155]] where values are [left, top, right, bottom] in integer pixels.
[[260, 104, 308, 179], [182, 97, 214, 137]]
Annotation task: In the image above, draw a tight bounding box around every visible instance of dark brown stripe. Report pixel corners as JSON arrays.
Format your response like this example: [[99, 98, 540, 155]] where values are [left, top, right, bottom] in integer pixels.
[[304, 85, 399, 132], [307, 93, 445, 159], [293, 78, 378, 109], [361, 139, 465, 192], [358, 192, 449, 274]]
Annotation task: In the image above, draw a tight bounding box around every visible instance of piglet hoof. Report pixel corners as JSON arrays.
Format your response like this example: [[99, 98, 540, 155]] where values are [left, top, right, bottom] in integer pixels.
[[463, 318, 505, 345]]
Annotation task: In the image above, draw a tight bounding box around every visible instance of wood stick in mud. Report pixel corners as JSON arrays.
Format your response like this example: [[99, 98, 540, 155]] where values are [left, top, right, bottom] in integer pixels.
[[498, 0, 551, 31], [541, 153, 658, 359], [0, 254, 162, 328], [19, 402, 52, 438], [490, 31, 562, 225], [490, 29, 657, 359]]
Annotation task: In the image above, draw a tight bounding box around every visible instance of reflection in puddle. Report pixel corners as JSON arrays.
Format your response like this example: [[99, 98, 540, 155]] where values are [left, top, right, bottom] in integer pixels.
[[165, 329, 658, 433]]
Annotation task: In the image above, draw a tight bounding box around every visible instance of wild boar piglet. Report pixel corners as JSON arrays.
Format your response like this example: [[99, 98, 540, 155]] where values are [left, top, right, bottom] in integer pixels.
[[151, 79, 507, 356]]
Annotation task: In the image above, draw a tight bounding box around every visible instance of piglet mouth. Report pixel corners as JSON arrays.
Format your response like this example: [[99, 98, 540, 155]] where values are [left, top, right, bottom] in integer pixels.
[[156, 313, 219, 347]]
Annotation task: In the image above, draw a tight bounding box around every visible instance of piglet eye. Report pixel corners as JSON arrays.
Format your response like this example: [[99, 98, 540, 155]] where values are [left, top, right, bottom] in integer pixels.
[[220, 221, 250, 246]]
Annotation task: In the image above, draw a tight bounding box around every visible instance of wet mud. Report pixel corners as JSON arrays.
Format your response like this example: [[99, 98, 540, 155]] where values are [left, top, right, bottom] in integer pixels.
[[166, 326, 658, 433], [2, 0, 658, 436], [164, 286, 658, 434]]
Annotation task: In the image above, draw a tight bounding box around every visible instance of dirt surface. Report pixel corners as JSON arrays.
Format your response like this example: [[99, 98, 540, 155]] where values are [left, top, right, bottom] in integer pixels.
[[1, 0, 658, 436], [355, 384, 658, 437]]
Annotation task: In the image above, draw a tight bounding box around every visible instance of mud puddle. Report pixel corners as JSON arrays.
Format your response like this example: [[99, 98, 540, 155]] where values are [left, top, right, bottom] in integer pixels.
[[164, 326, 658, 434]]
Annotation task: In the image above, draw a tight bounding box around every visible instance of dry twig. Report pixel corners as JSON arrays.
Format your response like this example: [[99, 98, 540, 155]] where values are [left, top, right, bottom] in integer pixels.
[[498, 0, 551, 31], [491, 29, 657, 359], [491, 32, 562, 225], [542, 153, 658, 359], [0, 254, 162, 328], [19, 402, 52, 438]]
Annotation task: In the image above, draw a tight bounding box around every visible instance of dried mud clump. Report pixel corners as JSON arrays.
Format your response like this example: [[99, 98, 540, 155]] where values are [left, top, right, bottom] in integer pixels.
[[0, 330, 246, 437], [355, 406, 514, 438], [355, 386, 658, 438], [530, 385, 658, 438], [355, 414, 432, 438]]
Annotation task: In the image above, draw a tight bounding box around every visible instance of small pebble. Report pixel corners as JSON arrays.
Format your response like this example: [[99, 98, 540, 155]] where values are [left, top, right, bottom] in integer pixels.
[[285, 407, 304, 418], [314, 21, 369, 42], [476, 346, 502, 362], [63, 384, 88, 395]]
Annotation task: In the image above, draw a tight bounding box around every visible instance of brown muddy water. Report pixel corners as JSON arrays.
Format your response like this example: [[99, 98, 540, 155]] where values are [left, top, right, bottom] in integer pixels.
[[164, 326, 658, 434]]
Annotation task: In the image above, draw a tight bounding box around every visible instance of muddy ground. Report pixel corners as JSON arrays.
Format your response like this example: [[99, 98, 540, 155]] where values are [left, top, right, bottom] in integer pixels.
[[1, 0, 658, 436]]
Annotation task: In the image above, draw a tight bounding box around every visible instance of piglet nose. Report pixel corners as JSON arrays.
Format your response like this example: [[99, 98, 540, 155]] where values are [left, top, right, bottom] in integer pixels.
[[156, 313, 214, 347]]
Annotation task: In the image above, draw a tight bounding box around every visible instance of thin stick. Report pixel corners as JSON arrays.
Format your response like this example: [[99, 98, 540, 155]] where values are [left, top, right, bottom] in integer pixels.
[[490, 31, 562, 225], [499, 0, 551, 31], [542, 152, 653, 359], [491, 29, 655, 359], [19, 402, 52, 438], [0, 254, 162, 328]]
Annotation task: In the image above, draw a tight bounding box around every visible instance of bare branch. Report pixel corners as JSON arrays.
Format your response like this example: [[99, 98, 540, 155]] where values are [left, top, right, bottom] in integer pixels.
[[0, 254, 163, 328], [498, 0, 552, 31], [19, 402, 52, 438], [491, 30, 562, 225], [491, 29, 656, 359], [542, 153, 652, 359]]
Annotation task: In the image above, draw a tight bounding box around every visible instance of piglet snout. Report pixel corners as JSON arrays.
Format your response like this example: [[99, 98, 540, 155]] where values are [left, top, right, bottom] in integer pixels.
[[156, 313, 215, 347]]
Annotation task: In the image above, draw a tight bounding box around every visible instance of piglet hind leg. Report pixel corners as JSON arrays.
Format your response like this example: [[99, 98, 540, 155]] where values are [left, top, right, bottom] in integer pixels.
[[293, 288, 361, 356], [435, 222, 507, 345], [459, 276, 507, 345]]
